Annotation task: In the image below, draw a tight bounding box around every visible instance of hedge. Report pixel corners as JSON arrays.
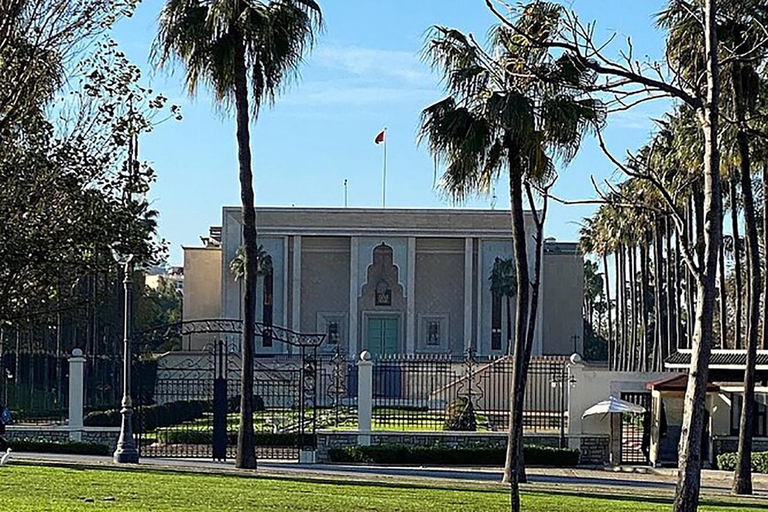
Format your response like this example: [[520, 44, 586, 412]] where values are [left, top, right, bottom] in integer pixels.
[[158, 429, 314, 447], [84, 400, 209, 431], [717, 451, 768, 473], [328, 443, 580, 467], [8, 439, 110, 456]]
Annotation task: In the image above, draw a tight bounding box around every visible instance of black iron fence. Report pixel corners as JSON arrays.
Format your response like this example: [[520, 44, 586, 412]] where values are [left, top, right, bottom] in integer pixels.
[[0, 322, 121, 424], [369, 353, 570, 434]]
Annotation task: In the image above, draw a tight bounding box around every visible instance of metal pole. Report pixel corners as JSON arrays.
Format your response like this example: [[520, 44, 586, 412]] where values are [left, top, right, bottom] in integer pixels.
[[344, 179, 348, 208], [382, 128, 387, 208], [113, 257, 139, 463]]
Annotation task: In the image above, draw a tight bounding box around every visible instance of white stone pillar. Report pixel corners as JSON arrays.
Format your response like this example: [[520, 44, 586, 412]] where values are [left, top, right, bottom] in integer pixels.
[[464, 237, 473, 352], [348, 237, 359, 356], [291, 235, 302, 333], [357, 351, 373, 446], [68, 348, 86, 441], [405, 237, 416, 354], [567, 356, 584, 451]]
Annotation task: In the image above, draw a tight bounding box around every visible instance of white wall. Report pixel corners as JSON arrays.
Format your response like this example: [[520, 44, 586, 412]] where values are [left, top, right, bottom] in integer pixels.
[[568, 361, 672, 447]]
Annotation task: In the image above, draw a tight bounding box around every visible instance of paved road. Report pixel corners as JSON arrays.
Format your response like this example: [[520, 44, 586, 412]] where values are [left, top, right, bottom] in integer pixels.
[[11, 452, 768, 498]]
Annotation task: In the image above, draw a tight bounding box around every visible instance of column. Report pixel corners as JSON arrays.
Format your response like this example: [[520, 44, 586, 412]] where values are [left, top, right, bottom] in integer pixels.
[[357, 351, 373, 446], [291, 236, 302, 333], [405, 237, 416, 354], [282, 237, 289, 328], [68, 348, 86, 441], [475, 240, 483, 354], [348, 237, 359, 356], [464, 237, 473, 352]]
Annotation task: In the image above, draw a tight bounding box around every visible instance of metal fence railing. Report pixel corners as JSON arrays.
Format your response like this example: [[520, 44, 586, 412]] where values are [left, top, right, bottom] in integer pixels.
[[369, 353, 569, 434]]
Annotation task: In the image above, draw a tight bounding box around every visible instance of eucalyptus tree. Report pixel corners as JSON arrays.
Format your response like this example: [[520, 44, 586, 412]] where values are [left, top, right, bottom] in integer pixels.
[[420, 9, 603, 507], [481, 1, 722, 503], [154, 0, 322, 469]]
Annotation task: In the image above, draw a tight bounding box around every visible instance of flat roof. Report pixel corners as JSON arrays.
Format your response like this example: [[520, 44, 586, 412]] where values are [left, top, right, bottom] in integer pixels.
[[221, 206, 536, 237]]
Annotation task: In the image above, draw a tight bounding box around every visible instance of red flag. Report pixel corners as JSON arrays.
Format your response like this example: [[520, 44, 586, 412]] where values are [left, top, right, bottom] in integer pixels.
[[374, 129, 386, 145]]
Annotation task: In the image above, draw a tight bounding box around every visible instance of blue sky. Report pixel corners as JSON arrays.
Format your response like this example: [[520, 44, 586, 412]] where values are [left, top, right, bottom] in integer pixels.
[[112, 0, 671, 265]]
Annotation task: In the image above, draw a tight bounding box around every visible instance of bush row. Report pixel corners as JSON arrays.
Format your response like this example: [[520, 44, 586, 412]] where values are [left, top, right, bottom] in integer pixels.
[[84, 400, 209, 431], [717, 451, 768, 473], [9, 439, 110, 456], [328, 443, 580, 467], [157, 429, 313, 447]]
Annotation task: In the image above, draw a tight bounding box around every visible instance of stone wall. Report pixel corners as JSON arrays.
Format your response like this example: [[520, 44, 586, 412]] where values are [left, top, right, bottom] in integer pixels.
[[6, 426, 120, 452], [316, 431, 606, 465], [578, 435, 610, 465]]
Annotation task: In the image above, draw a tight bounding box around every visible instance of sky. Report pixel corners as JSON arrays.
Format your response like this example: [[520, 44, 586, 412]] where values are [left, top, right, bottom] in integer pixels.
[[111, 0, 672, 265]]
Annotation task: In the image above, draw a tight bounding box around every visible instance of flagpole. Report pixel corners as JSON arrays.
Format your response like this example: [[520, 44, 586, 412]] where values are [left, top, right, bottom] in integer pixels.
[[382, 127, 387, 208]]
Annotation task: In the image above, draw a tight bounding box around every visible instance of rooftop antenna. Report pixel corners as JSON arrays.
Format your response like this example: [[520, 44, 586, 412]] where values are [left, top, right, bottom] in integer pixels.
[[490, 186, 498, 210], [344, 179, 348, 208]]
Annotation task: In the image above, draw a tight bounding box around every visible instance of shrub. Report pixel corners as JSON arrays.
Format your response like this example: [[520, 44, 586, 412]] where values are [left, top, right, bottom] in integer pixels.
[[226, 395, 265, 414], [444, 397, 477, 431], [84, 400, 209, 431], [328, 443, 579, 467], [159, 430, 314, 447], [9, 439, 110, 456], [717, 451, 768, 473]]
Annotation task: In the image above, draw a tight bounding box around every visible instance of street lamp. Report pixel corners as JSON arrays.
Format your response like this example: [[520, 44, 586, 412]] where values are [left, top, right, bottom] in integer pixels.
[[111, 248, 139, 463]]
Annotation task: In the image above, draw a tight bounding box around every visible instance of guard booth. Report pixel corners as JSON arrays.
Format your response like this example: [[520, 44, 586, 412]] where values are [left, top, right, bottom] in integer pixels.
[[647, 374, 720, 467]]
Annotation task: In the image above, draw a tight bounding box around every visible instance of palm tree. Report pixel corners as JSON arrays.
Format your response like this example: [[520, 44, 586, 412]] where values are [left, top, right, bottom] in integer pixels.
[[419, 10, 603, 508], [154, 0, 322, 469], [230, 244, 273, 281], [489, 257, 516, 354]]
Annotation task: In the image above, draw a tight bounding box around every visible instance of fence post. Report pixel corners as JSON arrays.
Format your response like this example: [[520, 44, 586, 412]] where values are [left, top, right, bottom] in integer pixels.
[[68, 348, 86, 441], [357, 351, 373, 446]]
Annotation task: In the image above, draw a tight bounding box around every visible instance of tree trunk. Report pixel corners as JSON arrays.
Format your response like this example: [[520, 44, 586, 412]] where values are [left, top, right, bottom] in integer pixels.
[[686, 198, 695, 348], [730, 178, 744, 349], [640, 238, 650, 372], [731, 62, 760, 496], [629, 245, 638, 371], [604, 251, 614, 368], [233, 37, 258, 470], [613, 250, 622, 371], [718, 224, 728, 349], [653, 221, 664, 371], [674, 231, 683, 350], [665, 218, 676, 355], [673, 2, 722, 509], [763, 163, 768, 351], [501, 157, 530, 512]]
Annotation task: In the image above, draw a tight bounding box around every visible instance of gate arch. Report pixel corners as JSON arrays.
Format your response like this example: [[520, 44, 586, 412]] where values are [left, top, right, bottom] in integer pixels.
[[130, 319, 325, 461]]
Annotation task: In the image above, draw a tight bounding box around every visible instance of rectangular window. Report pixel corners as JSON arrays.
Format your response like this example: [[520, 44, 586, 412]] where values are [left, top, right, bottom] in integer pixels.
[[426, 321, 441, 346], [731, 393, 768, 437], [327, 321, 340, 345], [491, 293, 502, 351]]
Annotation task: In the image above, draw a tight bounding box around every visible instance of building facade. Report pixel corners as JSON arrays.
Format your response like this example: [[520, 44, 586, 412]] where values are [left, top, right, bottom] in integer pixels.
[[183, 207, 583, 357]]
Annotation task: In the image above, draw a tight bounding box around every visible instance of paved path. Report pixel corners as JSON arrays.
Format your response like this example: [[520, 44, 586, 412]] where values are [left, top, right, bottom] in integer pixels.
[[11, 452, 768, 499]]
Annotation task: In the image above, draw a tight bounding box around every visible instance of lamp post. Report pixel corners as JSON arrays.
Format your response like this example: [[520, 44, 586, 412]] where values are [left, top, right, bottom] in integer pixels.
[[113, 252, 139, 463]]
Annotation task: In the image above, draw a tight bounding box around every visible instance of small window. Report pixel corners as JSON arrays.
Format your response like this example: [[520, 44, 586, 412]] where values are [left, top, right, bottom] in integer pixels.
[[327, 321, 340, 345], [427, 321, 441, 346]]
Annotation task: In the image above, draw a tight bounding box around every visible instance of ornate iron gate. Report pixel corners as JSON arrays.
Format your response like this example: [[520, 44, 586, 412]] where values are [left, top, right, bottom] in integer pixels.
[[132, 319, 324, 461], [620, 391, 652, 465]]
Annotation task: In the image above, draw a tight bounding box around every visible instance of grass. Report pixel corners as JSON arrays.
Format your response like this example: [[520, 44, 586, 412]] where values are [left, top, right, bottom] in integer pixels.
[[0, 464, 762, 511]]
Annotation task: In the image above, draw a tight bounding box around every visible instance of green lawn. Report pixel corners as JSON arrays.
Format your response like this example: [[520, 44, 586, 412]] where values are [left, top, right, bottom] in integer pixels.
[[0, 465, 761, 511]]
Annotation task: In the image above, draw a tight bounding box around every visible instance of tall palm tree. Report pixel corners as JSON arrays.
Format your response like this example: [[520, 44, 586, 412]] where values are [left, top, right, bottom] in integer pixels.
[[154, 0, 322, 469], [419, 9, 603, 508]]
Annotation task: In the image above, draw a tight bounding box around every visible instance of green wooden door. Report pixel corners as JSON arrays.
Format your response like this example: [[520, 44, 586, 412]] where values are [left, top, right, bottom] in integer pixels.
[[367, 317, 398, 356]]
